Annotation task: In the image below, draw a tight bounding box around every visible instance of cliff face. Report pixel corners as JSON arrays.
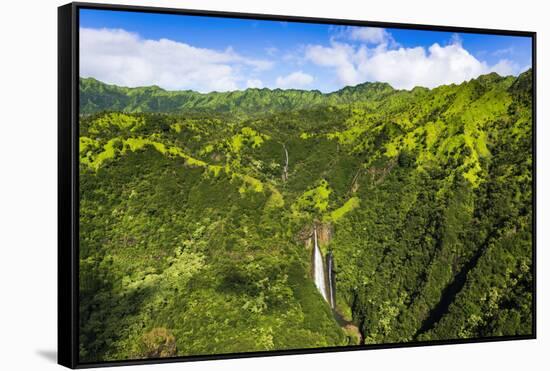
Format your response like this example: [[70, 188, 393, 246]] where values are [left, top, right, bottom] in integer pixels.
[[316, 222, 333, 246], [301, 222, 333, 250]]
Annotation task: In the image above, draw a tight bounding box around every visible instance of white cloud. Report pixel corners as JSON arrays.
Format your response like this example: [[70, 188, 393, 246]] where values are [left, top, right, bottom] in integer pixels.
[[347, 27, 392, 45], [275, 71, 314, 89], [305, 42, 362, 86], [246, 79, 264, 88], [80, 27, 273, 92], [305, 39, 524, 90], [330, 26, 396, 49], [489, 59, 519, 76]]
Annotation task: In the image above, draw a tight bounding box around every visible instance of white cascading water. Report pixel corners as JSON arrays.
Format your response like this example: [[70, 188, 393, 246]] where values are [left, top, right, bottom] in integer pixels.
[[313, 227, 329, 302]]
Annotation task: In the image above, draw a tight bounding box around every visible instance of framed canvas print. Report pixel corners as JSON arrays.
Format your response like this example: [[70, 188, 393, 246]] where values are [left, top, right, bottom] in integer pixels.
[[58, 2, 536, 368]]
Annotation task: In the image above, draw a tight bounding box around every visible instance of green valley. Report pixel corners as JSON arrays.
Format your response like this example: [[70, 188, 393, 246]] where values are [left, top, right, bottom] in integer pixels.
[[78, 70, 533, 362]]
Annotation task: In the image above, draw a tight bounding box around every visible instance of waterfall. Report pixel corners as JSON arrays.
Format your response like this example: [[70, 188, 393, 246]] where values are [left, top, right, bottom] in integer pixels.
[[327, 252, 335, 309], [313, 227, 329, 302], [282, 143, 289, 182]]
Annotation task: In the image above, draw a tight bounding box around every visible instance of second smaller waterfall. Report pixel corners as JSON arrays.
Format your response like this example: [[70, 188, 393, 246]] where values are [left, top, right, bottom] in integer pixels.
[[327, 251, 335, 309]]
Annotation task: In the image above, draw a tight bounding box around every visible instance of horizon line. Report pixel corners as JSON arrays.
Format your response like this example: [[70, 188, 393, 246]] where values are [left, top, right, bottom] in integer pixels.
[[80, 68, 531, 95]]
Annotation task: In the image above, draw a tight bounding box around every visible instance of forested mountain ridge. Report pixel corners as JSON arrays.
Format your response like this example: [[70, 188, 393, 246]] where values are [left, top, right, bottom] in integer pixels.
[[80, 76, 397, 115], [79, 69, 533, 362]]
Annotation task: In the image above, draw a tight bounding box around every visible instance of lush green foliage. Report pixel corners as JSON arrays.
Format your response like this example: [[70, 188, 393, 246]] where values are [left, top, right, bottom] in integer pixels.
[[79, 70, 533, 362], [80, 77, 395, 116]]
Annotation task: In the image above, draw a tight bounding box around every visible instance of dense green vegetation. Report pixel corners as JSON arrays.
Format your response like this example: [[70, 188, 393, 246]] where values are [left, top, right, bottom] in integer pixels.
[[80, 76, 395, 115], [79, 70, 533, 362]]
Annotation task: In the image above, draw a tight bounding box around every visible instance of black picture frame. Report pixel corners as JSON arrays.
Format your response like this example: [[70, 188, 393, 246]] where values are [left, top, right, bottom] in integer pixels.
[[58, 2, 537, 368]]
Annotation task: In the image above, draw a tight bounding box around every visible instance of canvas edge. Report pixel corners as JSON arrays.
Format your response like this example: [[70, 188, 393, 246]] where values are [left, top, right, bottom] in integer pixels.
[[58, 3, 79, 369], [57, 2, 537, 368]]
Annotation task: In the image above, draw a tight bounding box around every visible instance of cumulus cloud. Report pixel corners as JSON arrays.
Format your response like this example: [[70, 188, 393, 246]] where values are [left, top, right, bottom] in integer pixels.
[[329, 26, 396, 49], [305, 42, 364, 86], [80, 27, 272, 92], [347, 27, 393, 45], [305, 39, 523, 90], [275, 71, 314, 89]]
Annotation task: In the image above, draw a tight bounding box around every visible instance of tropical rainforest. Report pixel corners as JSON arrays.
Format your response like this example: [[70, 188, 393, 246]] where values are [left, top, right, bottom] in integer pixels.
[[78, 69, 533, 362]]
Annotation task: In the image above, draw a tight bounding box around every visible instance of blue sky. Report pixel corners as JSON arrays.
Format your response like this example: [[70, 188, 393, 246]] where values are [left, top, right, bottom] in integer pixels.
[[80, 8, 532, 93]]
